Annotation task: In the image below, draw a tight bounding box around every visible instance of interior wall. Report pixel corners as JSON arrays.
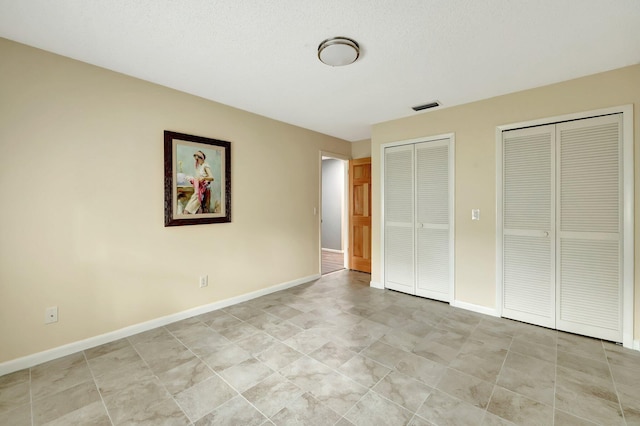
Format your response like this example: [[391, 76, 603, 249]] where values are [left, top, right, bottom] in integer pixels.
[[371, 64, 640, 340], [0, 38, 351, 363], [351, 139, 371, 159], [321, 159, 344, 251]]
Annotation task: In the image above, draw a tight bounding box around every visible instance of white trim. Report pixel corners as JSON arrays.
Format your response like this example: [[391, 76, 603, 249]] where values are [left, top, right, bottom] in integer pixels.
[[634, 340, 640, 351], [380, 133, 455, 299], [495, 126, 504, 318], [0, 273, 319, 376], [449, 135, 456, 304], [370, 280, 384, 290], [495, 104, 634, 348], [621, 105, 635, 349], [321, 248, 344, 254], [451, 300, 499, 317], [496, 105, 632, 132]]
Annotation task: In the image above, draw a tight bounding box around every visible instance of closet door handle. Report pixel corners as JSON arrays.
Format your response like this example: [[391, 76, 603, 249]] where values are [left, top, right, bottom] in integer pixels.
[[543, 231, 550, 238]]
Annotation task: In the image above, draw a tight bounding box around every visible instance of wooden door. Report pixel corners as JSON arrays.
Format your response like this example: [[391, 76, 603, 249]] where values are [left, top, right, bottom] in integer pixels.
[[349, 158, 372, 273]]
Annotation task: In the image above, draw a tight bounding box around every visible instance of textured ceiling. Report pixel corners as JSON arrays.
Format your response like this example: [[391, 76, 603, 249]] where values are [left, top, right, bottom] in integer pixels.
[[1, 0, 639, 141]]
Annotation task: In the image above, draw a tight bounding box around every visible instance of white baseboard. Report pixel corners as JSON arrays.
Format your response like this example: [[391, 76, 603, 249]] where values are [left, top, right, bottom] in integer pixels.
[[451, 300, 499, 317], [321, 248, 344, 254], [0, 273, 319, 377], [370, 281, 384, 290], [634, 340, 640, 351]]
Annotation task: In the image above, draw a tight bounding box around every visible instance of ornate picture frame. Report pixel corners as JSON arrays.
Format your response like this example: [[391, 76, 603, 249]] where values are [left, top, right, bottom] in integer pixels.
[[164, 131, 231, 226]]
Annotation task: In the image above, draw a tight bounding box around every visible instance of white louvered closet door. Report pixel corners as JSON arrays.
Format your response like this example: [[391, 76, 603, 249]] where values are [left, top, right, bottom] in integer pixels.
[[556, 115, 623, 342], [384, 145, 415, 294], [415, 140, 450, 301], [502, 125, 556, 328]]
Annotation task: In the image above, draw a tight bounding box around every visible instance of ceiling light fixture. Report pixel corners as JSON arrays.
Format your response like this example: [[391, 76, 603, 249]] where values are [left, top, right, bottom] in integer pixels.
[[318, 37, 360, 67]]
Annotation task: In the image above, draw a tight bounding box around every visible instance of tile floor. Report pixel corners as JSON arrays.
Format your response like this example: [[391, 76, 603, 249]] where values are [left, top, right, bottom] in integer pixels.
[[1, 270, 639, 425]]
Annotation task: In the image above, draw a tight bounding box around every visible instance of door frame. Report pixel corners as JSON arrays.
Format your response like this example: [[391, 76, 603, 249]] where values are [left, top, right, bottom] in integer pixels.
[[319, 151, 350, 273], [495, 104, 634, 348], [380, 133, 456, 302]]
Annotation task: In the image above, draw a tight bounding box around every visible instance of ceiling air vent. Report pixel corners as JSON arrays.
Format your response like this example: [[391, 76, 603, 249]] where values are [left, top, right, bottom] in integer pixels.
[[412, 101, 440, 112]]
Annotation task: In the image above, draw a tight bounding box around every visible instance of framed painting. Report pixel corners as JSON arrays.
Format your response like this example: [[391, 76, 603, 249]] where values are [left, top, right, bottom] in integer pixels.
[[164, 131, 231, 226]]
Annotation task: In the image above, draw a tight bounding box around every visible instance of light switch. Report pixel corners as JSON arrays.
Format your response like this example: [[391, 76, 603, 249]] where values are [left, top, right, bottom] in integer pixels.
[[471, 209, 480, 221]]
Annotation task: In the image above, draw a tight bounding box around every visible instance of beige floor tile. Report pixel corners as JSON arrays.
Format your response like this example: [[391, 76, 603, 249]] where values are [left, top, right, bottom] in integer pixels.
[[201, 343, 252, 371], [270, 392, 341, 426], [43, 401, 111, 426], [437, 367, 494, 409], [360, 340, 405, 368], [156, 357, 215, 395], [174, 374, 237, 422], [338, 354, 391, 388], [93, 358, 153, 399], [0, 403, 31, 426], [487, 386, 553, 426], [134, 335, 196, 373], [554, 409, 599, 425], [450, 340, 507, 383], [32, 380, 101, 426], [509, 338, 556, 364], [86, 344, 143, 377], [102, 375, 171, 424], [219, 358, 274, 393], [235, 331, 278, 356], [416, 389, 486, 426], [497, 351, 555, 406], [555, 367, 624, 425], [309, 341, 356, 369], [557, 349, 612, 381], [116, 397, 190, 425], [84, 338, 131, 359], [195, 395, 266, 426], [255, 341, 304, 371], [0, 379, 30, 414], [242, 372, 304, 417], [372, 370, 433, 412], [307, 371, 367, 416], [557, 332, 607, 362], [31, 352, 93, 400], [344, 391, 413, 426]]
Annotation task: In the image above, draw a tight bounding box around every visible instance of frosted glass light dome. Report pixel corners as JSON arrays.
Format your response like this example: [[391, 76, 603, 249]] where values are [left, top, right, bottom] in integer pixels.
[[318, 37, 360, 66]]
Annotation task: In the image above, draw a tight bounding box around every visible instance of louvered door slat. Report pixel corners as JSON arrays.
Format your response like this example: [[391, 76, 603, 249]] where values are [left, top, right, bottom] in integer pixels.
[[556, 115, 622, 342], [384, 145, 415, 294], [502, 125, 555, 328], [415, 141, 450, 301]]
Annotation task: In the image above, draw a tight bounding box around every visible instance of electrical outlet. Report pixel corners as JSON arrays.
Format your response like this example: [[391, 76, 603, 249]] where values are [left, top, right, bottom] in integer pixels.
[[45, 306, 58, 324], [199, 275, 208, 288]]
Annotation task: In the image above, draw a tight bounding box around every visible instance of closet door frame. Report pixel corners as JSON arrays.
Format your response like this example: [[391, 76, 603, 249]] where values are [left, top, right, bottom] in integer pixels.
[[380, 133, 455, 302], [496, 104, 634, 348]]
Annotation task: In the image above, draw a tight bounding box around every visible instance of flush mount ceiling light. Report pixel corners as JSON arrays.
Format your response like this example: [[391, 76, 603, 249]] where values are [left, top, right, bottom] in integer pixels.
[[318, 37, 360, 66]]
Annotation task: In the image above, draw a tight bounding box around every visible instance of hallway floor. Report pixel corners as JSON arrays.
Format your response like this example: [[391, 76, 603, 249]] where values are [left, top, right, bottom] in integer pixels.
[[1, 270, 639, 425], [321, 249, 345, 275]]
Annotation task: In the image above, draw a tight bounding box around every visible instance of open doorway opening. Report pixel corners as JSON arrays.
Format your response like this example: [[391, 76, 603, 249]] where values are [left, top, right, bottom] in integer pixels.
[[321, 155, 348, 275]]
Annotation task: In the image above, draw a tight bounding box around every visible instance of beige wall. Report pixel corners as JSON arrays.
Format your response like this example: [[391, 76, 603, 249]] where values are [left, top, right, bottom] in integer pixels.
[[372, 64, 640, 340], [0, 38, 351, 363], [351, 139, 371, 159]]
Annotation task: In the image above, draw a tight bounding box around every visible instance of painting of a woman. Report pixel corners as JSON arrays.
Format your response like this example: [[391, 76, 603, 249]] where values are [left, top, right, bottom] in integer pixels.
[[183, 150, 214, 214], [165, 130, 230, 226]]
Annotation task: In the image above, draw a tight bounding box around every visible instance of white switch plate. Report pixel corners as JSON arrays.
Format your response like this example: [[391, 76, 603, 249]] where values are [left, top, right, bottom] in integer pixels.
[[472, 209, 480, 221], [199, 275, 208, 288], [45, 306, 58, 324]]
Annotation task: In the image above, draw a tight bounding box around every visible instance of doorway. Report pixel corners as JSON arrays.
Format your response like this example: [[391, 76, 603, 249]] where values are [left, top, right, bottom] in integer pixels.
[[321, 155, 348, 275]]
